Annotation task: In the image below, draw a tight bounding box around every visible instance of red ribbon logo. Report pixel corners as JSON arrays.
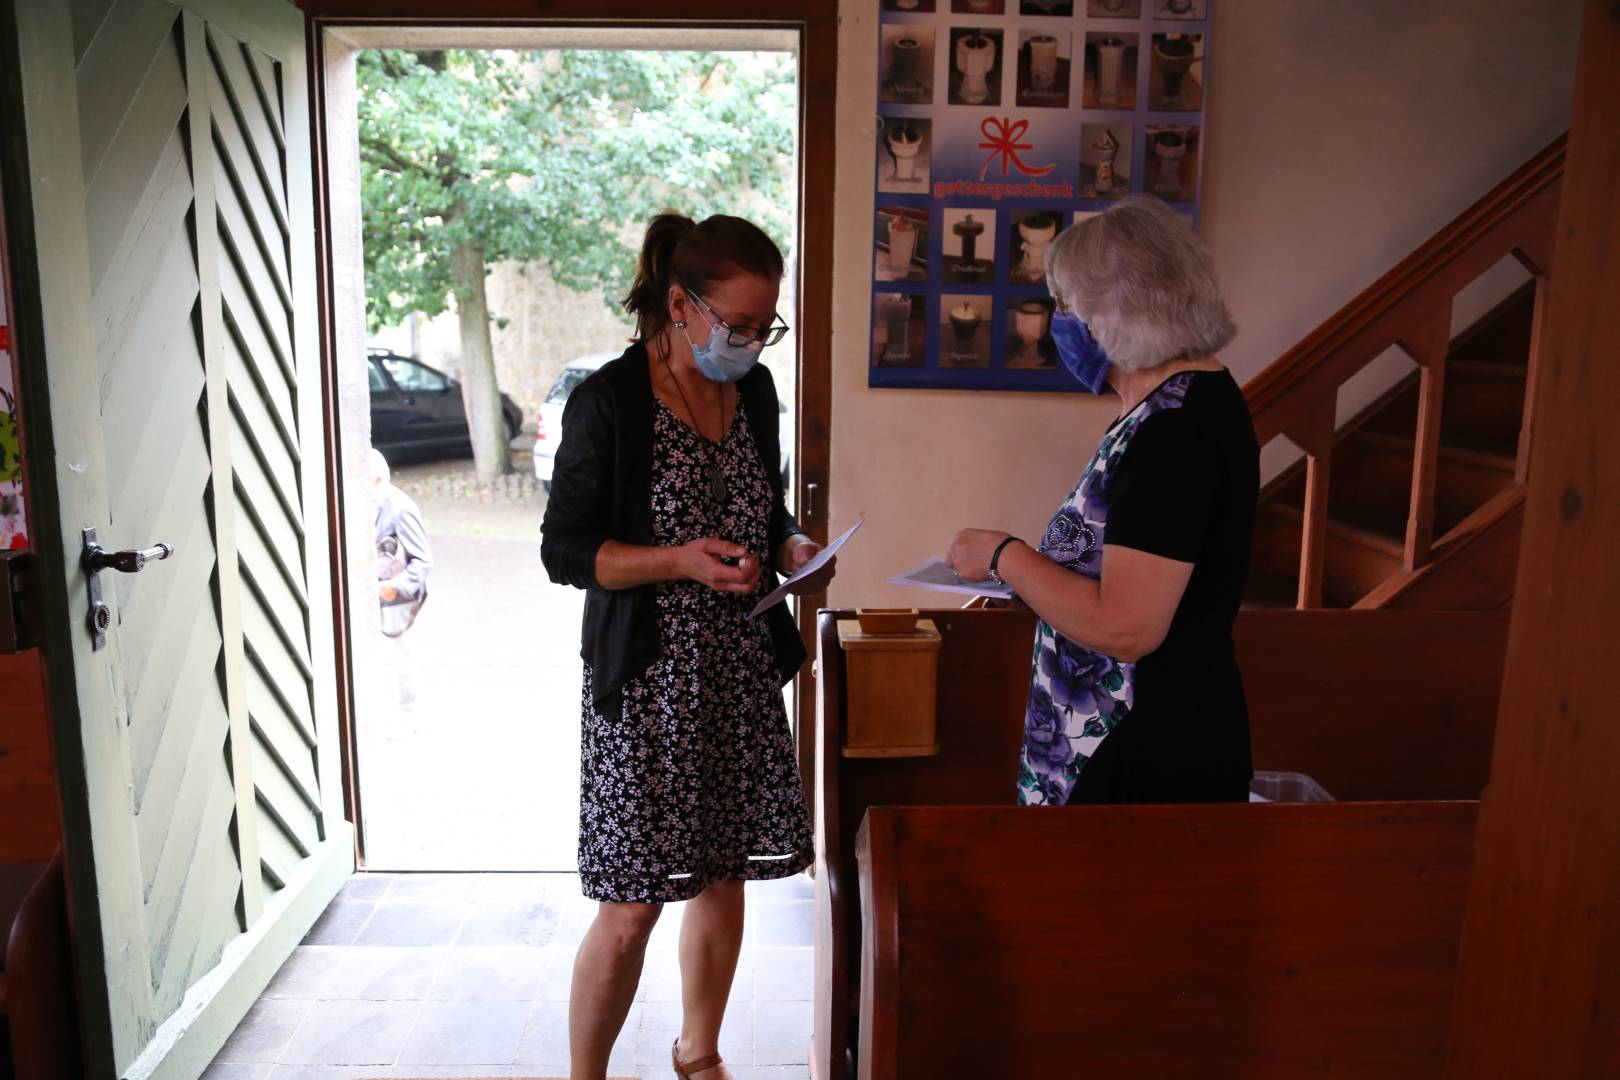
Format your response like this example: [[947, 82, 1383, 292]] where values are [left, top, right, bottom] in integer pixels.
[[978, 117, 1055, 181]]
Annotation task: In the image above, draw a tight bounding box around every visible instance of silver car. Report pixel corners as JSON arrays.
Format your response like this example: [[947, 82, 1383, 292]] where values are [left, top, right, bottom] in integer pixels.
[[534, 351, 794, 493]]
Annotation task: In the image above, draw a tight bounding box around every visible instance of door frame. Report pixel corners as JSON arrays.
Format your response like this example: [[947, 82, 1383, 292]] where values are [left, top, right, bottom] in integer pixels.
[[295, 0, 838, 862]]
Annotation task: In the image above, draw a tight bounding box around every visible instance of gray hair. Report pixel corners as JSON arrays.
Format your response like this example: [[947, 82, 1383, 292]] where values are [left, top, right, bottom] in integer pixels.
[[1044, 195, 1235, 372]]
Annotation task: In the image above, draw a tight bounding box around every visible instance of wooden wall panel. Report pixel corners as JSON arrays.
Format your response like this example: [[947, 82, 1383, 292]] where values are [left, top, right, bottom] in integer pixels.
[[1445, 3, 1620, 1074], [0, 652, 59, 861]]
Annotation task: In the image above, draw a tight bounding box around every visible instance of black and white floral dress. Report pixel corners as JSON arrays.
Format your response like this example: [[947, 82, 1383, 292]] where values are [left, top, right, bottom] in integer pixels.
[[577, 398, 813, 903]]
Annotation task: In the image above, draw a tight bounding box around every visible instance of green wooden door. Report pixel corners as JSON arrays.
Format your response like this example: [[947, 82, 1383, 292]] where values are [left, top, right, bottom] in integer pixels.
[[3, 0, 352, 1075]]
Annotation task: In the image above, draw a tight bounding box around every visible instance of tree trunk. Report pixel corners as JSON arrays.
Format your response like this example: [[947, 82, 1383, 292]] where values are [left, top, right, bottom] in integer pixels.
[[450, 241, 513, 482]]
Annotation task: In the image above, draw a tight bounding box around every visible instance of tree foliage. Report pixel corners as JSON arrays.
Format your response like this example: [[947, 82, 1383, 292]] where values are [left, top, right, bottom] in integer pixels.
[[357, 48, 798, 333]]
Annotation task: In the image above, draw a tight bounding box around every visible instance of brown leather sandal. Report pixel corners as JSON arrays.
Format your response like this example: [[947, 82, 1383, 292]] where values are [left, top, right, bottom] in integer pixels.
[[672, 1038, 724, 1079]]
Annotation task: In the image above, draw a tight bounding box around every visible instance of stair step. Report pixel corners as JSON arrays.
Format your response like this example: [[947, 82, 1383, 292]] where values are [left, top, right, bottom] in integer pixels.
[[1256, 501, 1403, 606], [1242, 568, 1301, 610], [1448, 359, 1529, 379], [1356, 429, 1517, 471]]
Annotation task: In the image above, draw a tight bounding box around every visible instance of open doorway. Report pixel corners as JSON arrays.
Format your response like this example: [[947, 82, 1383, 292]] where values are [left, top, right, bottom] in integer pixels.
[[322, 29, 803, 871]]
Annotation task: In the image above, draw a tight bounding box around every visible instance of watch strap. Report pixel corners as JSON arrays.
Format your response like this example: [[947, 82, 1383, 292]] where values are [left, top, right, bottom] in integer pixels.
[[988, 536, 1021, 584]]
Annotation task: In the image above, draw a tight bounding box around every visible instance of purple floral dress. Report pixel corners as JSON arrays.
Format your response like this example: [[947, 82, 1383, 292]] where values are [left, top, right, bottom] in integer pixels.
[[1018, 373, 1195, 806]]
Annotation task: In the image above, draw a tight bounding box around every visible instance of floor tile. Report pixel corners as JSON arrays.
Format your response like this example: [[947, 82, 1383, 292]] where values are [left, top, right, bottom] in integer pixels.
[[215, 999, 312, 1063], [453, 900, 561, 947], [201, 1064, 271, 1079], [263, 948, 338, 999], [477, 873, 574, 902], [337, 873, 396, 902], [753, 1001, 811, 1066], [638, 1000, 751, 1067], [386, 1067, 526, 1077], [396, 999, 530, 1065], [517, 1001, 640, 1067], [744, 874, 814, 901], [638, 947, 753, 1003], [751, 902, 813, 948], [302, 900, 375, 946], [278, 1000, 421, 1065], [317, 946, 446, 1000], [428, 947, 545, 1001], [265, 1068, 376, 1079], [354, 902, 468, 947], [386, 873, 486, 903], [750, 1067, 812, 1079], [752, 948, 812, 1002], [531, 945, 578, 1002]]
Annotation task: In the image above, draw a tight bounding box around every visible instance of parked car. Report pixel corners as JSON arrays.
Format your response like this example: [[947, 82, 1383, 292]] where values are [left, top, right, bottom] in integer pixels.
[[368, 348, 523, 461], [533, 351, 794, 492]]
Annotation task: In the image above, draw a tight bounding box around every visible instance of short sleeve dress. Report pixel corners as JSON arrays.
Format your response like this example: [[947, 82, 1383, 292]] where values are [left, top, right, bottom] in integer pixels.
[[1018, 369, 1260, 806], [577, 397, 813, 903]]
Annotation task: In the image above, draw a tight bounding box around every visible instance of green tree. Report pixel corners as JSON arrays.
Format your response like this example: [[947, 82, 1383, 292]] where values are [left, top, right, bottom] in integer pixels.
[[358, 48, 797, 481]]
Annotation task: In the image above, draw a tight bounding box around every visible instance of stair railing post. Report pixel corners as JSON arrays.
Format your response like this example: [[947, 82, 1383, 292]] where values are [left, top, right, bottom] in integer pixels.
[[1401, 305, 1453, 570], [1515, 275, 1550, 484], [1287, 396, 1336, 609]]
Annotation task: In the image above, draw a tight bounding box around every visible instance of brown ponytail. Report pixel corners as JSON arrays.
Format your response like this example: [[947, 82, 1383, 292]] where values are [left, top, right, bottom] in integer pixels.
[[623, 211, 785, 355]]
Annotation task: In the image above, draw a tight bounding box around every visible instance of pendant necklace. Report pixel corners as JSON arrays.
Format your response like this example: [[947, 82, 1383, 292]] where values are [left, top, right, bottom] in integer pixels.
[[661, 354, 729, 510]]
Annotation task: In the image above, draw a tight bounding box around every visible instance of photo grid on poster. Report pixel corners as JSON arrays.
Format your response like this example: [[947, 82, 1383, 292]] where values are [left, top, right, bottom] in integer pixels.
[[872, 0, 1209, 391]]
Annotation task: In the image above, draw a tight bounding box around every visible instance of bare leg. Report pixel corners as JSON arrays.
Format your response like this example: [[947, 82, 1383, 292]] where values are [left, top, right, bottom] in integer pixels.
[[569, 900, 662, 1080], [675, 879, 745, 1077]]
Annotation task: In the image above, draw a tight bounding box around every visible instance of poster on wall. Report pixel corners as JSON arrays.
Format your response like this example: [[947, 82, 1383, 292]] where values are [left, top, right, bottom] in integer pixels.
[[0, 192, 27, 552], [871, 0, 1210, 391]]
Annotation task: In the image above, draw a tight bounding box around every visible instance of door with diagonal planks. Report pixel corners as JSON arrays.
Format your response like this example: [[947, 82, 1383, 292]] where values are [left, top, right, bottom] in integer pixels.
[[4, 0, 351, 1074]]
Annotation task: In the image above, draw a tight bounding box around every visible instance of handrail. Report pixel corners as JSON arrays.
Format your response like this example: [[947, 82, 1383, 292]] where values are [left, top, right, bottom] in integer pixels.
[[1243, 135, 1565, 608]]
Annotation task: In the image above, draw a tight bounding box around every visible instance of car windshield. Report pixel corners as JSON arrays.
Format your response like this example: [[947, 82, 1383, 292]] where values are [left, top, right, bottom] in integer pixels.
[[546, 368, 593, 404], [382, 356, 450, 393]]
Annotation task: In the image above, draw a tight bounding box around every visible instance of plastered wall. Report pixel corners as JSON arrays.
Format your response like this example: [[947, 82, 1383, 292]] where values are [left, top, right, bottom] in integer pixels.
[[825, 0, 1579, 608]]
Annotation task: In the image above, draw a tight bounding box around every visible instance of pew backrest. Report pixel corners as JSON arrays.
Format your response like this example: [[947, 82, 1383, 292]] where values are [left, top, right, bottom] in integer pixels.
[[856, 802, 1477, 1080]]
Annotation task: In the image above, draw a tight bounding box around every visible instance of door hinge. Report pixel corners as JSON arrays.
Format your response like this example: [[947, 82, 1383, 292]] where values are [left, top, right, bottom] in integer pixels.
[[0, 549, 39, 653]]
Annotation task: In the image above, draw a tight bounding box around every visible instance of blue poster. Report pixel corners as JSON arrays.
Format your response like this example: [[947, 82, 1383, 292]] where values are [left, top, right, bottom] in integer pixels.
[[871, 0, 1210, 391]]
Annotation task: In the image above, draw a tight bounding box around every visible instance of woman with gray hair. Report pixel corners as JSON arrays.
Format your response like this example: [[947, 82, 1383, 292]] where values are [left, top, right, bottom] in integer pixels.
[[946, 195, 1259, 805]]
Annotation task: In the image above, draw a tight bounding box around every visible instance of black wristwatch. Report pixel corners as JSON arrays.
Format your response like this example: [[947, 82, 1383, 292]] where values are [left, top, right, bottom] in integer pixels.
[[987, 536, 1021, 586]]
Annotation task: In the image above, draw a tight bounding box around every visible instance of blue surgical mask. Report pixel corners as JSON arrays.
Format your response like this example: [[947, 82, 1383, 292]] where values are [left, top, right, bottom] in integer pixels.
[[686, 322, 763, 383], [1050, 311, 1112, 394]]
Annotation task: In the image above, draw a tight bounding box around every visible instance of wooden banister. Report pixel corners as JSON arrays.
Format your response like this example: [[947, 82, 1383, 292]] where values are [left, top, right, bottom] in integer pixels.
[[1245, 135, 1564, 604]]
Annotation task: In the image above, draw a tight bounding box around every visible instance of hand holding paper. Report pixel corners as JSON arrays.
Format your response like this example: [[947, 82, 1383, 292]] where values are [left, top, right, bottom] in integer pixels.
[[748, 520, 863, 620]]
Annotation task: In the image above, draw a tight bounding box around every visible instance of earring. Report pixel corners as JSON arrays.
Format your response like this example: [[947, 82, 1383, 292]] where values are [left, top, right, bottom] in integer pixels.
[[673, 321, 686, 328]]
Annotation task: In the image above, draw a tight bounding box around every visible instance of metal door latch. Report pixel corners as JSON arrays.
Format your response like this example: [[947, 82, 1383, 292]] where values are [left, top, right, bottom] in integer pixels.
[[82, 527, 174, 651]]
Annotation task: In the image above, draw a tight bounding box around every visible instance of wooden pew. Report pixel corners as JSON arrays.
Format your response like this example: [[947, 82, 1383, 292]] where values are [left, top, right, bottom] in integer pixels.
[[856, 802, 1476, 1080], [812, 607, 1510, 1080], [2, 849, 80, 1080]]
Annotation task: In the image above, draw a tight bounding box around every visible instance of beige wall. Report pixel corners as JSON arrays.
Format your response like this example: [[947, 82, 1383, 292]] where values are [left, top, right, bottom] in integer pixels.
[[825, 0, 1579, 609]]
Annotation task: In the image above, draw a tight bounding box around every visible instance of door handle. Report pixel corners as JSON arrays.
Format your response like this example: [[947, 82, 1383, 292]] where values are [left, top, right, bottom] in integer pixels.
[[81, 528, 174, 651]]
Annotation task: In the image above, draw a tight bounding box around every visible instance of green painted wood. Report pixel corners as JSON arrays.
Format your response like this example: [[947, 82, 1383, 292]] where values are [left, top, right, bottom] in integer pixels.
[[4, 1, 161, 1072], [4, 0, 347, 1071], [124, 831, 354, 1080], [186, 8, 265, 934]]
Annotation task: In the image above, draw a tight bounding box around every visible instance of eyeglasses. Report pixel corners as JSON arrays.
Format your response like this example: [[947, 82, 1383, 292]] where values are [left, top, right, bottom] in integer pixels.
[[685, 288, 790, 348]]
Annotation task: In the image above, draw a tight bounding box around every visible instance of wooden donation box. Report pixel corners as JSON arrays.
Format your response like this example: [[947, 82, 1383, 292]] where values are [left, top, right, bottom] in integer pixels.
[[836, 611, 942, 757]]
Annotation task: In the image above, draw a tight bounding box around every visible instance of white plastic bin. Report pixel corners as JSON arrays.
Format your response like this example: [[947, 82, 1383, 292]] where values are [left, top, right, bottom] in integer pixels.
[[1248, 771, 1334, 803]]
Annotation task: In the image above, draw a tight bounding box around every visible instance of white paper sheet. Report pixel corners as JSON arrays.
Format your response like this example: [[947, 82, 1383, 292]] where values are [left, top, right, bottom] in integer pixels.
[[747, 519, 863, 620], [886, 556, 1015, 599]]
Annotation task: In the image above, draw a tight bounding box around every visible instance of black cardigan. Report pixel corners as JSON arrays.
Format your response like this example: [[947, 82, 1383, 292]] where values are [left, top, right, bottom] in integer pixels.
[[539, 342, 809, 709]]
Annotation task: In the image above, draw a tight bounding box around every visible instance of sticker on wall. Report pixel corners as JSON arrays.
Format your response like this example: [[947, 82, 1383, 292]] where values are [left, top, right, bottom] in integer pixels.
[[871, 0, 1211, 390], [0, 257, 27, 551]]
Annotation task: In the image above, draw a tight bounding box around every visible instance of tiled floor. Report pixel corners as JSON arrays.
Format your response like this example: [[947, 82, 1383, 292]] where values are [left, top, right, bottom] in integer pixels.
[[204, 872, 814, 1079]]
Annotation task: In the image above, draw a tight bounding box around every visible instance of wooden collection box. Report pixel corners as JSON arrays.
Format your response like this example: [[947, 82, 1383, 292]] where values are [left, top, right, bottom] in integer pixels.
[[836, 617, 942, 758]]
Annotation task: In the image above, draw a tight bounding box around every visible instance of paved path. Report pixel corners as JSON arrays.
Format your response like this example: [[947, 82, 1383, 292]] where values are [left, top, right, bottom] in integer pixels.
[[358, 475, 585, 871]]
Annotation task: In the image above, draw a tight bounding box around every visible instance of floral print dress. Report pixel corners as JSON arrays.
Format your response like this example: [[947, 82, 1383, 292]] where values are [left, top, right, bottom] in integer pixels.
[[1018, 373, 1196, 806], [577, 399, 813, 903]]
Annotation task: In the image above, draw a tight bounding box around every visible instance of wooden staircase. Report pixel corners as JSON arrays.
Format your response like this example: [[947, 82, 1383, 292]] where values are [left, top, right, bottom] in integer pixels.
[[1242, 138, 1564, 611]]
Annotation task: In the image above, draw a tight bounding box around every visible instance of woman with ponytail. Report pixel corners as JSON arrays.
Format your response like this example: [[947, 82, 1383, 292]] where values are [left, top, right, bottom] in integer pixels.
[[541, 212, 831, 1080]]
